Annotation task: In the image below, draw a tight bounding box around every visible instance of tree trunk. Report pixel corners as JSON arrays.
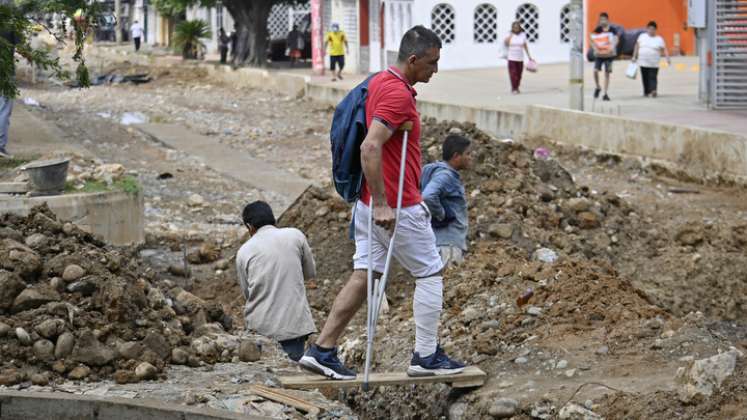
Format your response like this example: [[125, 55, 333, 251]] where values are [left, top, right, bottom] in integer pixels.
[[223, 0, 274, 67]]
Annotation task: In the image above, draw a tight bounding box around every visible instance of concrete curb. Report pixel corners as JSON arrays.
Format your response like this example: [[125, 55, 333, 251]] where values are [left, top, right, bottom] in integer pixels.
[[0, 391, 272, 420], [523, 105, 747, 183], [0, 191, 145, 246]]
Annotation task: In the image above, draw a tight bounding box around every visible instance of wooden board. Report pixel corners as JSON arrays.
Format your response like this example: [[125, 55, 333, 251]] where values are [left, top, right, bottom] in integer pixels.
[[280, 366, 486, 390], [248, 384, 322, 415]]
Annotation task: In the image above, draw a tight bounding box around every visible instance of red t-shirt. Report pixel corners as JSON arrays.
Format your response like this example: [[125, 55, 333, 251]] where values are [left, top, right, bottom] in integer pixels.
[[360, 67, 422, 208]]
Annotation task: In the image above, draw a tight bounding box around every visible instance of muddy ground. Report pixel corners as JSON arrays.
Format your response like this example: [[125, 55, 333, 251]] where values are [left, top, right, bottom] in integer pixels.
[[3, 48, 746, 419]]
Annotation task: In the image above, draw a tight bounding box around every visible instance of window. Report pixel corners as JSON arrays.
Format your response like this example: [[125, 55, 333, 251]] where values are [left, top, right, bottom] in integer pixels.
[[560, 4, 571, 43], [515, 3, 539, 43], [431, 4, 455, 44], [474, 4, 498, 43]]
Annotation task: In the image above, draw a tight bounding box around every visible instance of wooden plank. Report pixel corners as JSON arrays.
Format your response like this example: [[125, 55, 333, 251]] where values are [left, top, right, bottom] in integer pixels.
[[0, 182, 29, 194], [248, 384, 322, 416], [280, 366, 487, 390]]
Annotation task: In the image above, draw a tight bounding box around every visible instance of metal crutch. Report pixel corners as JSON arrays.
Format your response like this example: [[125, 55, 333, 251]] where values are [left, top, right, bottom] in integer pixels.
[[363, 121, 413, 391]]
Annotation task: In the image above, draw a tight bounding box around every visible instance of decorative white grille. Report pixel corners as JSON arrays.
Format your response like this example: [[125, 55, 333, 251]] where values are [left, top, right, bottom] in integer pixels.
[[560, 4, 571, 43], [292, 3, 311, 31], [473, 4, 497, 43], [267, 3, 311, 40], [267, 4, 290, 40], [431, 4, 455, 44], [515, 3, 539, 43]]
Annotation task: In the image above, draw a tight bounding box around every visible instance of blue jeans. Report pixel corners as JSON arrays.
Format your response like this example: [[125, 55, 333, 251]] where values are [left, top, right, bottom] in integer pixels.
[[0, 96, 12, 153], [279, 335, 309, 362]]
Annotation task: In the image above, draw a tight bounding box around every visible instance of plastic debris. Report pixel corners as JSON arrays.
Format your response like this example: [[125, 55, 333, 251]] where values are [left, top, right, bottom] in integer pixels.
[[120, 112, 149, 125]]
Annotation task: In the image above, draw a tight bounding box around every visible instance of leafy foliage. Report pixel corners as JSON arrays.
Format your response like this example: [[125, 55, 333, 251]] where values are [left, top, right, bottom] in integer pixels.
[[0, 0, 99, 98], [174, 19, 211, 59]]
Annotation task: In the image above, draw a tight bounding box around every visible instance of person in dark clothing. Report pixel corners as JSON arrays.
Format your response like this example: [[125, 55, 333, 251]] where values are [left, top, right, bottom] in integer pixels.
[[229, 25, 238, 62], [0, 28, 18, 158], [286, 25, 305, 67], [218, 28, 230, 64]]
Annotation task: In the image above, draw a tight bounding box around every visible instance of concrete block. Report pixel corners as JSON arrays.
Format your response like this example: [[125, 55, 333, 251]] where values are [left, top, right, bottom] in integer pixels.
[[0, 391, 267, 420], [0, 191, 144, 246]]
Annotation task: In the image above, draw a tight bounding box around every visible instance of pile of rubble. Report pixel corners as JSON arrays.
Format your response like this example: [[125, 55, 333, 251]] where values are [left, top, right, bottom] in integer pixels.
[[279, 120, 745, 419], [0, 205, 258, 387]]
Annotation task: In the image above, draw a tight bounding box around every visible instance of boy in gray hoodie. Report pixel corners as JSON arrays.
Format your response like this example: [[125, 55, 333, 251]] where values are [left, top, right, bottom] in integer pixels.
[[421, 134, 472, 266]]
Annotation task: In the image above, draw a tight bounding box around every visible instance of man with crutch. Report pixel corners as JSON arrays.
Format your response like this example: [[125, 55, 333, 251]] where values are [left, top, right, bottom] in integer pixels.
[[299, 25, 465, 380]]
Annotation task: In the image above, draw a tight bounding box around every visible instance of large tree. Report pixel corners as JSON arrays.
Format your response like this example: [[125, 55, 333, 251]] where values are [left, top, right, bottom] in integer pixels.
[[1, 0, 98, 98], [152, 0, 302, 67]]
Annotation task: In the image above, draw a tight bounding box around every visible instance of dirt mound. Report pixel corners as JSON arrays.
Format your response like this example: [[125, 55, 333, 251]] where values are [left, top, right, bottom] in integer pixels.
[[274, 119, 747, 419], [281, 118, 660, 332], [0, 205, 244, 386]]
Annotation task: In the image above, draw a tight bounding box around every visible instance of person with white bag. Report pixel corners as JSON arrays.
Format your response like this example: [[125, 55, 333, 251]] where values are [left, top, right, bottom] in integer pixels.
[[504, 21, 535, 94], [633, 21, 671, 98]]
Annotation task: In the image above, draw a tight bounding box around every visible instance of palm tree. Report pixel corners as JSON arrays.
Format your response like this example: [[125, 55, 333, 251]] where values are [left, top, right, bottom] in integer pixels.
[[174, 19, 211, 60]]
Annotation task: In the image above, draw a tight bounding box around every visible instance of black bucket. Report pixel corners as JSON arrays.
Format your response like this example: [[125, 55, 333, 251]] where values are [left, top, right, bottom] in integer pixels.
[[22, 158, 70, 194]]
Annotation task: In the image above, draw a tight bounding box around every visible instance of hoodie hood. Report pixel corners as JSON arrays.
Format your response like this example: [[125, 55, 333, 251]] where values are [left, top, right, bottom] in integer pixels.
[[421, 161, 457, 190]]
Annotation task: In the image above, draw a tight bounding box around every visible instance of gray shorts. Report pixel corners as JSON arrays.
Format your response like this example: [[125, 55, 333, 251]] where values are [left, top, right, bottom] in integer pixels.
[[353, 201, 444, 278]]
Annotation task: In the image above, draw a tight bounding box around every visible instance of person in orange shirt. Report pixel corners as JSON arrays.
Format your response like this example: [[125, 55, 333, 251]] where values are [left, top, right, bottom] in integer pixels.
[[590, 12, 618, 101]]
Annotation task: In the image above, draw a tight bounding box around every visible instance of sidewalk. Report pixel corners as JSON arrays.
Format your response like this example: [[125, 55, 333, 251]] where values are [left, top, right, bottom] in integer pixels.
[[305, 56, 746, 137], [7, 105, 90, 158]]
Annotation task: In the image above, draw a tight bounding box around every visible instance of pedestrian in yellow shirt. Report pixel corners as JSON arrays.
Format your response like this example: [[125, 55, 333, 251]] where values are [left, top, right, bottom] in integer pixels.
[[325, 23, 348, 81]]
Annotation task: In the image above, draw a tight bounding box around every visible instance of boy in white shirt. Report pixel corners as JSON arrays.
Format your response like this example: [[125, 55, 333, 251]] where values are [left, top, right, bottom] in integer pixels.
[[633, 21, 671, 98]]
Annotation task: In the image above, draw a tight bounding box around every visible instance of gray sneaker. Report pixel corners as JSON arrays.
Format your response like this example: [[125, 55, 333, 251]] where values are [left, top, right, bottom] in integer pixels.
[[0, 149, 10, 158]]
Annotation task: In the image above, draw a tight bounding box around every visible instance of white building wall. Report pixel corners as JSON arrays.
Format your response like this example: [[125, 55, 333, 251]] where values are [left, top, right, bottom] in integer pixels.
[[412, 0, 572, 70]]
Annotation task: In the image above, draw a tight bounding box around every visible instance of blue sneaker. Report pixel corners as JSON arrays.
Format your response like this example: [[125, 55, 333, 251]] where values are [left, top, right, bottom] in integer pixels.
[[407, 345, 465, 377], [299, 345, 357, 380]]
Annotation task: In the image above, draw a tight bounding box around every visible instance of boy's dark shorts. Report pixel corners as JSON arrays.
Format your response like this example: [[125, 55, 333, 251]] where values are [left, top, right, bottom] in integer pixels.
[[594, 57, 614, 73], [330, 55, 345, 71]]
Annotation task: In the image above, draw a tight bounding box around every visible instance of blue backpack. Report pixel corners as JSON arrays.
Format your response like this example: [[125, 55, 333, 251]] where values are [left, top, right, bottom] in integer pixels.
[[330, 73, 378, 203]]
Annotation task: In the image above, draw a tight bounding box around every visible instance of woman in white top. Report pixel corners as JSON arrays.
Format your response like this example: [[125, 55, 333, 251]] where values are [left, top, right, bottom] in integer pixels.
[[504, 21, 534, 94], [633, 21, 671, 97]]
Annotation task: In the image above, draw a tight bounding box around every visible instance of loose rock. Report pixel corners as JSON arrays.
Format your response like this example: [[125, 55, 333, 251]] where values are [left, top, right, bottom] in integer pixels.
[[25, 233, 49, 249], [55, 332, 75, 359], [238, 339, 261, 362], [488, 398, 519, 419], [558, 402, 602, 420], [0, 271, 26, 311], [12, 287, 60, 313], [0, 369, 23, 386], [0, 321, 10, 336], [117, 341, 145, 360], [676, 347, 743, 402], [68, 365, 91, 380], [135, 362, 158, 380], [171, 347, 189, 365], [35, 318, 66, 339], [33, 339, 55, 360], [15, 327, 32, 345], [31, 372, 50, 386], [62, 264, 86, 282], [71, 330, 116, 366]]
